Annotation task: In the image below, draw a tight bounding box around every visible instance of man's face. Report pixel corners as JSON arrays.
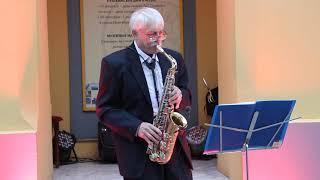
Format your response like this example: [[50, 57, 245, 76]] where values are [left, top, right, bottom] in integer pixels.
[[133, 25, 166, 54]]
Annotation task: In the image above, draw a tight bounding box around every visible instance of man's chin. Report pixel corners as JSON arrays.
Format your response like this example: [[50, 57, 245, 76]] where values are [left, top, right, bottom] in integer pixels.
[[146, 47, 158, 54]]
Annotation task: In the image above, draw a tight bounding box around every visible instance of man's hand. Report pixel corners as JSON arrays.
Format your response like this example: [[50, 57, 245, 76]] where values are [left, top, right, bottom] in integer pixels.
[[169, 86, 182, 109], [137, 122, 162, 145]]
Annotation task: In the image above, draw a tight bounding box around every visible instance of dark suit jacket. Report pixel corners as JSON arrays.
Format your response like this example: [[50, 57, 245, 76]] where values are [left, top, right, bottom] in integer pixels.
[[96, 43, 192, 178]]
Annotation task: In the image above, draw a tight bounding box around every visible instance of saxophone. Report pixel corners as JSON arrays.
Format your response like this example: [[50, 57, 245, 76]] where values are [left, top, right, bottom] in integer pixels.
[[147, 45, 188, 164]]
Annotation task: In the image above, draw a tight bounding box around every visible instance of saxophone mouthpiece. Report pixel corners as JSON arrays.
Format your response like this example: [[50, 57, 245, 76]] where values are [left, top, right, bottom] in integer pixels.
[[149, 38, 158, 47]]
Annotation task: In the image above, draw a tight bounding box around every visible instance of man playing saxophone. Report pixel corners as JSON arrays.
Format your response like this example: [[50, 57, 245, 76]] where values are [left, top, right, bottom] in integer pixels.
[[96, 7, 193, 180]]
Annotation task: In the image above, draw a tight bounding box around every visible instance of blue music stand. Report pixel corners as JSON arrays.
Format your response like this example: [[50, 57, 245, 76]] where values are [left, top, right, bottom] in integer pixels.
[[204, 100, 297, 180]]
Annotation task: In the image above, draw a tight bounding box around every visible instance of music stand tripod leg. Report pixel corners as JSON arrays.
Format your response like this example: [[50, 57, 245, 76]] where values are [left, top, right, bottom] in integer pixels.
[[242, 111, 259, 180], [244, 143, 249, 180]]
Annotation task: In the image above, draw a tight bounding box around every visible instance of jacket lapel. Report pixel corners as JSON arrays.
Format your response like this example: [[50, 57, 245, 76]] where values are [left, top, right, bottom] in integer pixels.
[[127, 43, 152, 105], [158, 52, 171, 83]]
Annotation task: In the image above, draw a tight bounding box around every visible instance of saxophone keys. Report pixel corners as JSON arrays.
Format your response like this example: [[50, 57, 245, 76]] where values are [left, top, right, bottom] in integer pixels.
[[163, 133, 170, 140], [159, 151, 165, 160], [149, 153, 159, 161], [160, 141, 167, 150]]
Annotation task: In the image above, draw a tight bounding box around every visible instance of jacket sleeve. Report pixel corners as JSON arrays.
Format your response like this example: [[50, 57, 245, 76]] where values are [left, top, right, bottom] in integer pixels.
[[96, 57, 142, 142]]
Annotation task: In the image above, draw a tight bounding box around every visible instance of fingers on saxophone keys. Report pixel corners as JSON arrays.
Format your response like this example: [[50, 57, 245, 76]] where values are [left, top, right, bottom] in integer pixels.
[[145, 133, 158, 144], [146, 125, 162, 143], [151, 125, 162, 137], [175, 95, 182, 109], [169, 93, 182, 109]]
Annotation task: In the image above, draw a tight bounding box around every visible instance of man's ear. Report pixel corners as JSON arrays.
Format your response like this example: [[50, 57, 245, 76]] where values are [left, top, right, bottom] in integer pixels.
[[132, 30, 137, 37]]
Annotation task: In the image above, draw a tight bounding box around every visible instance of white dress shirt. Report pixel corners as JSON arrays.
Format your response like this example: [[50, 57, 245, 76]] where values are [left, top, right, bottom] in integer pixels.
[[134, 41, 164, 115]]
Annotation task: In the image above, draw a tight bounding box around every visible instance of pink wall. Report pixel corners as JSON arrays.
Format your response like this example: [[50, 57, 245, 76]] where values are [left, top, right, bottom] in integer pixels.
[[243, 122, 320, 180], [0, 133, 37, 180]]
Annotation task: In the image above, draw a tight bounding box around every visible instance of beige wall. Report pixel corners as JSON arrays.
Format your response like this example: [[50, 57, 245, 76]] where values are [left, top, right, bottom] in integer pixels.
[[48, 0, 71, 131], [38, 0, 53, 179], [216, 1, 242, 178], [0, 0, 52, 179], [234, 0, 320, 119], [0, 1, 38, 133], [218, 0, 320, 118], [216, 0, 237, 104], [196, 0, 219, 125], [217, 0, 320, 179]]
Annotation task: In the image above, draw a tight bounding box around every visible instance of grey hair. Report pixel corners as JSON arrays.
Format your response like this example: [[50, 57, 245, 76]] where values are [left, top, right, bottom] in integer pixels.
[[129, 7, 164, 31]]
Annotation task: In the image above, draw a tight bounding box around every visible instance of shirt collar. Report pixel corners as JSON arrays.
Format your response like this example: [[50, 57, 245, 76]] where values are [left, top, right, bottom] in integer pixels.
[[134, 41, 159, 64]]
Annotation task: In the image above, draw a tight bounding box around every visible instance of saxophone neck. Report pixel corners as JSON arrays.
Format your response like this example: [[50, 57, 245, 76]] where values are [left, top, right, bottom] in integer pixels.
[[156, 45, 177, 68]]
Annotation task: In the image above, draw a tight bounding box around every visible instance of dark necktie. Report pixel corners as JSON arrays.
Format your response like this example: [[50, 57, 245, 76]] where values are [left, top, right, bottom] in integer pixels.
[[145, 58, 159, 105]]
